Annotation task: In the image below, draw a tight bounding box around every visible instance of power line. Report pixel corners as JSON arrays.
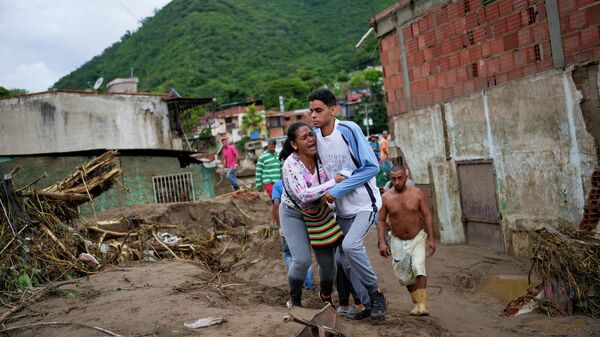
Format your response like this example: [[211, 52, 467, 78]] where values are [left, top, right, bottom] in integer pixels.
[[115, 0, 141, 23]]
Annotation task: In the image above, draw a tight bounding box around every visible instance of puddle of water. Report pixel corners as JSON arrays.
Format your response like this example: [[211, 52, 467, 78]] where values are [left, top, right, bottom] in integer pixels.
[[478, 274, 532, 305]]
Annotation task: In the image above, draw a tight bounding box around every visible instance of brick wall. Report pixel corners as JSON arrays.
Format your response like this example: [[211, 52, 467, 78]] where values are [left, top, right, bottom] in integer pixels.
[[559, 0, 600, 64], [379, 0, 600, 115]]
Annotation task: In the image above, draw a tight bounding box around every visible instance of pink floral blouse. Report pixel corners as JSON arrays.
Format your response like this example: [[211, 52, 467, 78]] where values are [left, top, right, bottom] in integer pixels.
[[281, 153, 335, 211]]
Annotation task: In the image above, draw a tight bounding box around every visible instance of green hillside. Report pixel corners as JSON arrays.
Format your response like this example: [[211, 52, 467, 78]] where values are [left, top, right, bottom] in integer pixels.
[[54, 0, 395, 107]]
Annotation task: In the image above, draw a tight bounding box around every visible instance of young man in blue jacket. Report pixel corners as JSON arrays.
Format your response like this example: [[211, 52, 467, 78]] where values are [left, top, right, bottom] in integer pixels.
[[309, 88, 386, 320]]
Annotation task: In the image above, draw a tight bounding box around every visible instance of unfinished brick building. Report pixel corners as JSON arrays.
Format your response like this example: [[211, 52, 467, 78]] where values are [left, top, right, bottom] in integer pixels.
[[371, 0, 600, 256]]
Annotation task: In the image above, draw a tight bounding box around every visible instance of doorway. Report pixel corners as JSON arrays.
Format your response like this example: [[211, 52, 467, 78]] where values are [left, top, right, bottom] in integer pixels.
[[457, 161, 503, 251]]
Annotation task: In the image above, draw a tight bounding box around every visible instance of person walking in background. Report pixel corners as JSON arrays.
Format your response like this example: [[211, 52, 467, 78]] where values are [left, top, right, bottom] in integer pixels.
[[309, 88, 387, 320], [255, 138, 282, 198], [377, 165, 435, 316], [220, 136, 239, 191], [369, 135, 381, 163], [271, 179, 314, 290], [380, 131, 389, 162]]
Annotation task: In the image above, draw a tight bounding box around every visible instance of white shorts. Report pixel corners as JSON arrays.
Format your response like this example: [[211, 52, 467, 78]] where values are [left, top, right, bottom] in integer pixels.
[[390, 229, 427, 286]]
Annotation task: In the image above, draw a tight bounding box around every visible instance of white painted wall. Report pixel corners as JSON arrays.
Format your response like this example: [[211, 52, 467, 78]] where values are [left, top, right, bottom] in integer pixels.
[[391, 70, 597, 255], [0, 92, 181, 155]]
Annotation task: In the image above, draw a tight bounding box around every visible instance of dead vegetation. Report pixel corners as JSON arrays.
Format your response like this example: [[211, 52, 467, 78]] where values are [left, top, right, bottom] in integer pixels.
[[0, 151, 273, 326]]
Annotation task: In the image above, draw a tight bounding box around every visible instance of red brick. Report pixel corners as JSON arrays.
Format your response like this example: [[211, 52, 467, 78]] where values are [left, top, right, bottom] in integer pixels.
[[498, 0, 514, 17], [460, 49, 471, 65], [569, 10, 588, 31], [491, 39, 505, 55], [536, 58, 553, 71], [473, 27, 486, 43], [508, 67, 524, 81], [466, 11, 479, 29], [457, 66, 469, 81], [482, 41, 492, 57], [404, 27, 413, 40], [410, 67, 420, 80], [523, 63, 538, 76], [518, 26, 533, 46], [470, 45, 483, 61], [453, 83, 466, 97], [464, 79, 476, 94], [447, 68, 458, 85], [514, 49, 527, 66], [424, 47, 434, 61], [506, 12, 523, 33], [589, 4, 600, 25], [563, 32, 581, 55], [468, 0, 482, 11], [449, 53, 461, 68], [500, 53, 514, 72], [422, 63, 432, 77], [437, 73, 448, 88], [486, 3, 501, 21], [533, 24, 549, 42], [454, 17, 467, 34], [438, 57, 451, 71], [504, 32, 519, 50], [559, 0, 577, 14], [493, 19, 507, 37], [475, 77, 488, 90], [513, 0, 528, 10], [427, 75, 437, 90], [412, 22, 420, 37], [448, 3, 461, 19], [435, 6, 449, 26], [572, 50, 595, 63], [496, 72, 509, 84], [412, 79, 428, 94], [581, 27, 600, 49], [577, 0, 595, 6], [432, 88, 443, 103], [560, 11, 571, 31], [442, 87, 454, 100], [538, 3, 547, 20]]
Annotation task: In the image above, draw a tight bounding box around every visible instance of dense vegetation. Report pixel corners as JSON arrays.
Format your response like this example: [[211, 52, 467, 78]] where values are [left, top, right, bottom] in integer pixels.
[[53, 0, 395, 108]]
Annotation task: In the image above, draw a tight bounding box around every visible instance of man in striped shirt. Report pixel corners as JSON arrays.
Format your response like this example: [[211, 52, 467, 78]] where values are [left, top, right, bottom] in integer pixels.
[[255, 138, 282, 197]]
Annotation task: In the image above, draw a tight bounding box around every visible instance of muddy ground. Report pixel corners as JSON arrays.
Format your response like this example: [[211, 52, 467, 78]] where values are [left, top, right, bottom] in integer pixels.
[[4, 193, 600, 337]]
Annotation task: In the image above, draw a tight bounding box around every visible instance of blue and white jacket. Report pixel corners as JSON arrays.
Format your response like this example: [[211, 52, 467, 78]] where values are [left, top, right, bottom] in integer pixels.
[[314, 120, 381, 216]]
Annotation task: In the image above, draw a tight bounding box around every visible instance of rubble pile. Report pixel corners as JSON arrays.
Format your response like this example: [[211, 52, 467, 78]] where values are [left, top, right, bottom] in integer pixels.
[[530, 227, 600, 318], [0, 151, 123, 293], [0, 151, 273, 324]]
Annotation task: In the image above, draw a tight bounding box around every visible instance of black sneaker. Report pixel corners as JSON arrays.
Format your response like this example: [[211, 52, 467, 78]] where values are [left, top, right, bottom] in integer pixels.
[[347, 306, 371, 320], [370, 291, 387, 320], [319, 292, 335, 308]]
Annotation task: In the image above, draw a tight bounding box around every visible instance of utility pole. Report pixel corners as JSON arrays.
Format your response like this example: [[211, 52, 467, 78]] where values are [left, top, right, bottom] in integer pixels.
[[365, 103, 370, 137]]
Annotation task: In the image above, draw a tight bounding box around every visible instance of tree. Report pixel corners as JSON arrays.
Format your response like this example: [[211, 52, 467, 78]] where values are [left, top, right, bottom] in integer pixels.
[[346, 68, 388, 135], [240, 104, 266, 137]]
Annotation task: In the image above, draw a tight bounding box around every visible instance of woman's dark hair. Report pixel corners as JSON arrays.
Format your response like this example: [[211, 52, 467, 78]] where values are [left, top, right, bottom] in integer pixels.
[[279, 122, 310, 161]]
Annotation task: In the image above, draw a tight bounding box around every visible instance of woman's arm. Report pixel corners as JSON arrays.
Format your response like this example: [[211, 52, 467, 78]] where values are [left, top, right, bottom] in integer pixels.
[[282, 157, 336, 203]]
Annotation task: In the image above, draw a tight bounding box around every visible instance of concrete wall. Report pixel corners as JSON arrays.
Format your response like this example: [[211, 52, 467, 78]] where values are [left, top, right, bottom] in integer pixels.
[[0, 91, 182, 155], [392, 69, 597, 256], [0, 155, 215, 215]]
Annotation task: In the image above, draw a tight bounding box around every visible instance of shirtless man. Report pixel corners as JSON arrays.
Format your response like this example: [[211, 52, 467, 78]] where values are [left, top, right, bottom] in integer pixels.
[[377, 165, 435, 316]]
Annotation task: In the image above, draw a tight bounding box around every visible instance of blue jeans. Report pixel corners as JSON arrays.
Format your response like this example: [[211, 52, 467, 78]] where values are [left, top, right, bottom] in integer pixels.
[[226, 168, 239, 190], [281, 237, 314, 290], [337, 211, 379, 296]]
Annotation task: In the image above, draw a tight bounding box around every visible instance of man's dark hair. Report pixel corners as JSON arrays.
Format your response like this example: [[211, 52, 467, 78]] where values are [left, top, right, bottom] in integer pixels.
[[390, 164, 405, 173], [308, 89, 337, 107]]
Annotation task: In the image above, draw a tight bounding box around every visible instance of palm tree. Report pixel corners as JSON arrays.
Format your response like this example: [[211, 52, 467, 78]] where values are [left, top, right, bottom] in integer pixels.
[[240, 104, 266, 137]]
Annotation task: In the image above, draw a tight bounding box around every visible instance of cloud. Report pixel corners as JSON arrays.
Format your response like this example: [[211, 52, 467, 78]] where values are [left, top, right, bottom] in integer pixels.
[[0, 62, 57, 92], [0, 0, 171, 92]]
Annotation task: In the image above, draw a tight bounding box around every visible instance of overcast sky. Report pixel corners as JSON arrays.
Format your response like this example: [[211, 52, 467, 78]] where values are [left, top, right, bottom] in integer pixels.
[[0, 0, 172, 92]]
